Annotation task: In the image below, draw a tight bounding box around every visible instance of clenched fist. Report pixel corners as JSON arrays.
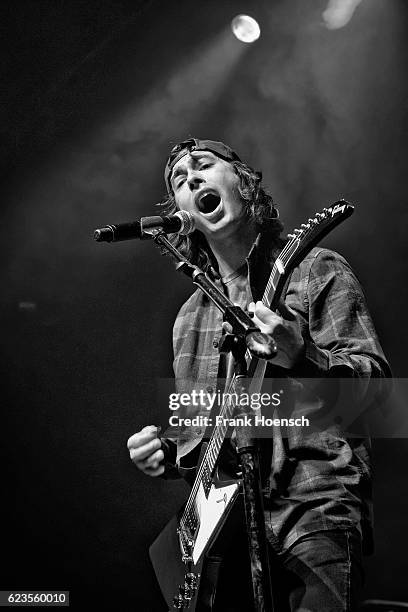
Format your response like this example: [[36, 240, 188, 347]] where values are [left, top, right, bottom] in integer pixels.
[[127, 425, 165, 477]]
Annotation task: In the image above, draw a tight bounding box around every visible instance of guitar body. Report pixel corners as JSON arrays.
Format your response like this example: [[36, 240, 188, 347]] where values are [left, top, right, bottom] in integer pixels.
[[150, 474, 242, 611]]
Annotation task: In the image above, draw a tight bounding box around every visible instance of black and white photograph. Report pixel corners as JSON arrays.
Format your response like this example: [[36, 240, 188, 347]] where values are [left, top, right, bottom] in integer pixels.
[[1, 1, 407, 610]]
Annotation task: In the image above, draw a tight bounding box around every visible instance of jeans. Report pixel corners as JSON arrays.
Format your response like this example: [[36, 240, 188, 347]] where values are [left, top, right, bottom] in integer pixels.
[[213, 528, 364, 612]]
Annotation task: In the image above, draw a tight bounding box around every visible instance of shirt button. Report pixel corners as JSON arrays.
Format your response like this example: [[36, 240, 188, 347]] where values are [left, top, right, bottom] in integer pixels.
[[213, 337, 219, 348]]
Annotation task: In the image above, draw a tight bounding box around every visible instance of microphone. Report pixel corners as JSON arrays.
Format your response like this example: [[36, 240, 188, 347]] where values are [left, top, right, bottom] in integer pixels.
[[93, 210, 195, 242]]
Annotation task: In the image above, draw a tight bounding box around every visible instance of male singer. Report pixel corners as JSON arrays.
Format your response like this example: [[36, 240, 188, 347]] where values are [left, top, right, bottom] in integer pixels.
[[127, 138, 390, 611]]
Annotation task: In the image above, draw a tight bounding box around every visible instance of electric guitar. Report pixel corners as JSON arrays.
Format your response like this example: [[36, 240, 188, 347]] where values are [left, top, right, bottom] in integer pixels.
[[150, 200, 354, 611]]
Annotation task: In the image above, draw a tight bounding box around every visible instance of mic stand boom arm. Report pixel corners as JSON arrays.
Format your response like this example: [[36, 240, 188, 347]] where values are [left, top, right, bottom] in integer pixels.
[[152, 229, 275, 612]]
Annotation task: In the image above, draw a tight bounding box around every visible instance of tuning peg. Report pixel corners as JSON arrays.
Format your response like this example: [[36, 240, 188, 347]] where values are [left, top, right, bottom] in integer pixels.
[[287, 233, 296, 239]]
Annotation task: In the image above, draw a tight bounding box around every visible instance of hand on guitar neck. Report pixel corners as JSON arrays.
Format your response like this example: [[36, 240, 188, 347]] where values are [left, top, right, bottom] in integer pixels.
[[127, 425, 165, 477], [248, 300, 305, 370]]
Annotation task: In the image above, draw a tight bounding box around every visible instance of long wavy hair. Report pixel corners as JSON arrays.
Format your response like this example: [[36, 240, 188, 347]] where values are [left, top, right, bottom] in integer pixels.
[[157, 159, 284, 271]]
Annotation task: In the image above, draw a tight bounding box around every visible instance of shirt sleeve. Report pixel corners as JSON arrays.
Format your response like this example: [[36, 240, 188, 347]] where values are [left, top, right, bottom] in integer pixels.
[[157, 305, 187, 480], [293, 249, 391, 380]]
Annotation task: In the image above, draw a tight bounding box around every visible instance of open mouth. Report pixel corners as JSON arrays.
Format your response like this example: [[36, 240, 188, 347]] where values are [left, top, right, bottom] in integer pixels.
[[197, 193, 221, 215]]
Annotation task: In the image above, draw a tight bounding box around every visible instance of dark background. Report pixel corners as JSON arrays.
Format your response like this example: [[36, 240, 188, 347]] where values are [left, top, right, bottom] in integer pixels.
[[1, 1, 407, 609]]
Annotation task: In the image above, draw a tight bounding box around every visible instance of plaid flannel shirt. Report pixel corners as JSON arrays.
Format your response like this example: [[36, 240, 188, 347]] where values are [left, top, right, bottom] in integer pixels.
[[162, 235, 391, 553]]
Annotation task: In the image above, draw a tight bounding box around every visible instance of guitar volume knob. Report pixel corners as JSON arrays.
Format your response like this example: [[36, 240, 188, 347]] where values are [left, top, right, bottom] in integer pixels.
[[181, 585, 192, 601], [173, 593, 184, 610], [185, 572, 198, 590]]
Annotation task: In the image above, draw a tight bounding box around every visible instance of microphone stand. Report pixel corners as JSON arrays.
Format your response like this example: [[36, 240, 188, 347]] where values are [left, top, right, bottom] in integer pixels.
[[151, 229, 275, 612]]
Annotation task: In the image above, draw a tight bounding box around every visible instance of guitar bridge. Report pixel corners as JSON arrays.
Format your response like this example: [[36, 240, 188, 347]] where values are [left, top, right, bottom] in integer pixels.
[[177, 527, 194, 564]]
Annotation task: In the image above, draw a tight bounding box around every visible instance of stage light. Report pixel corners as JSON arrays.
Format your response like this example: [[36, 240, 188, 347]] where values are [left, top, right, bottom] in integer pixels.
[[231, 15, 260, 43]]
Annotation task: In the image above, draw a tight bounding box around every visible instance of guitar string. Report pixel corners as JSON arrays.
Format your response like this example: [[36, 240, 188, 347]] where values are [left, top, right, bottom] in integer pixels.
[[178, 213, 325, 535]]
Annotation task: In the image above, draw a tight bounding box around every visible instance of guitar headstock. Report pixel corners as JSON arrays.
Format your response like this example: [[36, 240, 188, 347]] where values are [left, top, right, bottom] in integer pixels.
[[284, 199, 354, 270], [268, 199, 354, 310]]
